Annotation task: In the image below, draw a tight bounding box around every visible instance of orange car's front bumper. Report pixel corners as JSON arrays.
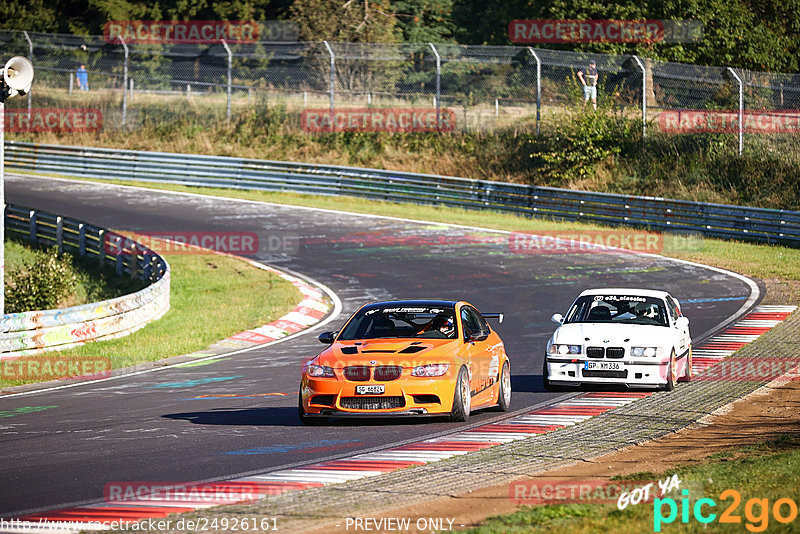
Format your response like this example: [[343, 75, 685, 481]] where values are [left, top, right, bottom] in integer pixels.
[[300, 375, 459, 416]]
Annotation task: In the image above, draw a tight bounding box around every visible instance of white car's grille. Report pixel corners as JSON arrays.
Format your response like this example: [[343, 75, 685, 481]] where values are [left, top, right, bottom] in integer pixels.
[[606, 347, 625, 358], [586, 347, 625, 358], [586, 347, 605, 358]]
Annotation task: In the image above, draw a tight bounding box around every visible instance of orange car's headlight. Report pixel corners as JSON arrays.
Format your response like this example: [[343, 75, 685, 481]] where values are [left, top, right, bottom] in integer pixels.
[[306, 364, 335, 378], [411, 363, 450, 377]]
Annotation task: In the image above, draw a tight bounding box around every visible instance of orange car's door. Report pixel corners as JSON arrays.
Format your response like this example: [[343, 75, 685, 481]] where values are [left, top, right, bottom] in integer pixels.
[[460, 305, 493, 405]]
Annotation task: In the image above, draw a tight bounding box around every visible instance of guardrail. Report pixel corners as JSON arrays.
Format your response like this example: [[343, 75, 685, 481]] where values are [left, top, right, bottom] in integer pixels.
[[5, 141, 800, 246], [1, 205, 170, 359]]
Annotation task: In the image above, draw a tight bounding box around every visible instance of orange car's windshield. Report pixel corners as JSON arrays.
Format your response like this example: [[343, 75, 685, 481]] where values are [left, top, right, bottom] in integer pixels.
[[338, 306, 457, 340]]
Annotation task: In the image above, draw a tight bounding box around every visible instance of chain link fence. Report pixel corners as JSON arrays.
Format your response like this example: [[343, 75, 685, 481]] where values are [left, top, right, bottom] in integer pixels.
[[1, 30, 799, 152]]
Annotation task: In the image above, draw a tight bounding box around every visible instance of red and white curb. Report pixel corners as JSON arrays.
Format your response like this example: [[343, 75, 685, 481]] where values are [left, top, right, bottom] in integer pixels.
[[691, 305, 797, 375], [5, 305, 795, 533], [201, 261, 331, 352]]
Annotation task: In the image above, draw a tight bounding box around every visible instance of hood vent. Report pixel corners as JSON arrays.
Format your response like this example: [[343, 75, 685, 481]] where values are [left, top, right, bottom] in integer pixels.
[[399, 345, 426, 354], [341, 346, 359, 355]]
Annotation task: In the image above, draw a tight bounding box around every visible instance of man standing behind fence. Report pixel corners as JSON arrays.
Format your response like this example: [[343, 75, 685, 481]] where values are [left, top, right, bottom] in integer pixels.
[[76, 65, 89, 91], [577, 60, 598, 109]]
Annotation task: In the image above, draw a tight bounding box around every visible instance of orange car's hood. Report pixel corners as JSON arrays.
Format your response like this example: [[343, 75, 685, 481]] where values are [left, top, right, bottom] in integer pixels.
[[316, 338, 459, 368]]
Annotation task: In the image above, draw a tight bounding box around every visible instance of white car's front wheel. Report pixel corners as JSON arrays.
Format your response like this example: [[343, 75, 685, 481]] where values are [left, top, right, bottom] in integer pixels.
[[664, 350, 677, 391]]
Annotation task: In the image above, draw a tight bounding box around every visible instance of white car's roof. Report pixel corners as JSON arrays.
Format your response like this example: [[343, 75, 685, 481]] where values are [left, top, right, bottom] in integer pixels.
[[578, 288, 671, 299]]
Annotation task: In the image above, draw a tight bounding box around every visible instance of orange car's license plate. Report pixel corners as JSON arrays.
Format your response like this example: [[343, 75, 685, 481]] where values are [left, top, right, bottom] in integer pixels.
[[356, 385, 385, 395]]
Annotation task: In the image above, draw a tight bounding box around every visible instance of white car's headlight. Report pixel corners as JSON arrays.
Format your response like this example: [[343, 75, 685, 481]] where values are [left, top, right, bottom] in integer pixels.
[[306, 364, 335, 377], [411, 363, 450, 377], [631, 347, 662, 358], [549, 344, 582, 355]]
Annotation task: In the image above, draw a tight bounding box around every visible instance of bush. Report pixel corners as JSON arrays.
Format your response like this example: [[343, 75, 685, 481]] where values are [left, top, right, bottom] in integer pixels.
[[5, 247, 78, 313], [524, 107, 641, 182]]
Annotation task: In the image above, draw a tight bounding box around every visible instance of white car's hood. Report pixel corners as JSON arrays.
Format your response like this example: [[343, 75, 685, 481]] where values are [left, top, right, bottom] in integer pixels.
[[553, 322, 673, 347]]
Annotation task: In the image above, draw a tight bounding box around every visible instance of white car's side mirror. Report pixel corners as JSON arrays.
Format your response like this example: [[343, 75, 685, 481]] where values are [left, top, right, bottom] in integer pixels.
[[551, 313, 564, 325], [676, 316, 689, 328]]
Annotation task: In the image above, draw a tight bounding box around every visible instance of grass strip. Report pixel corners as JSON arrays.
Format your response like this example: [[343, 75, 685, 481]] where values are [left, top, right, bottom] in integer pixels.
[[1, 246, 302, 387], [465, 435, 800, 533]]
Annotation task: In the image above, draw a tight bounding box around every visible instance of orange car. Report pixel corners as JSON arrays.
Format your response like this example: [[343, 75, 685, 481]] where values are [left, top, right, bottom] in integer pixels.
[[299, 300, 511, 423]]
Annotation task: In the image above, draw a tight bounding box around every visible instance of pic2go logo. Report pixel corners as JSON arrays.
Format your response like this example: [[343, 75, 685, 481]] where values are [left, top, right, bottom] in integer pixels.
[[654, 489, 799, 532]]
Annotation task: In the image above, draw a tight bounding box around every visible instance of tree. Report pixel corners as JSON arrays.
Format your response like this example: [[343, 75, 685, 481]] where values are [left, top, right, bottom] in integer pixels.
[[290, 0, 400, 42], [392, 0, 454, 43]]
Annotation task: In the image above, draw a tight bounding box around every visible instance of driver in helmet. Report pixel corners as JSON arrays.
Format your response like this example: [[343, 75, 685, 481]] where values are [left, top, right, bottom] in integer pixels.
[[635, 302, 656, 319], [424, 314, 456, 338]]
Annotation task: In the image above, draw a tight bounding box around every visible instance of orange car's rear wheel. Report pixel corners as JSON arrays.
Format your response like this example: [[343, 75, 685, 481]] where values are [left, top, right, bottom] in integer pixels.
[[449, 366, 471, 422]]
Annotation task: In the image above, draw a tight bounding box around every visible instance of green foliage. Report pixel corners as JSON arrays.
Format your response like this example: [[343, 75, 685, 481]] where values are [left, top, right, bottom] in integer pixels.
[[5, 246, 78, 313], [0, 0, 59, 33], [452, 0, 800, 72], [290, 0, 400, 42], [3, 0, 799, 71], [4, 240, 147, 314], [392, 0, 455, 43], [526, 107, 640, 182]]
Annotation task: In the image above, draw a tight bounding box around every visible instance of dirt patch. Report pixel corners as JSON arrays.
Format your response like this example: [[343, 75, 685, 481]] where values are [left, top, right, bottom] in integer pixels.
[[762, 278, 800, 306], [304, 376, 800, 533]]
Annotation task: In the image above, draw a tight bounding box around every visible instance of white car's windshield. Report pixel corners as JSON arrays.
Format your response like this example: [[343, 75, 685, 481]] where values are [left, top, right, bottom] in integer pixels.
[[338, 306, 458, 340], [564, 295, 668, 327]]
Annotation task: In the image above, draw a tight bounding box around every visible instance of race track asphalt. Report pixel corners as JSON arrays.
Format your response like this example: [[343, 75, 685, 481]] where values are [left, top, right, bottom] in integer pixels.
[[0, 174, 757, 516]]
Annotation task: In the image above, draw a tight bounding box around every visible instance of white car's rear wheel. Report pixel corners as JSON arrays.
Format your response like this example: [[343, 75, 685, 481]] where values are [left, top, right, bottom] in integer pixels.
[[679, 347, 693, 382]]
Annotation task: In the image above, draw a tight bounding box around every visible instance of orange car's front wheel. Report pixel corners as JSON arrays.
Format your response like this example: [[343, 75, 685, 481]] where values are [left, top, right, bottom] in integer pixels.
[[298, 391, 324, 425], [449, 366, 471, 422]]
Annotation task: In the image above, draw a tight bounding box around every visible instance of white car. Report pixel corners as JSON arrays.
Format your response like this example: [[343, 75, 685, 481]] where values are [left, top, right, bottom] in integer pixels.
[[543, 288, 692, 390]]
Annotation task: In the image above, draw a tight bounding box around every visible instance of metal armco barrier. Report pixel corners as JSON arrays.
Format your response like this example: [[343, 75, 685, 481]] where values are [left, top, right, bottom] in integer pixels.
[[1, 204, 170, 359], [5, 141, 800, 246]]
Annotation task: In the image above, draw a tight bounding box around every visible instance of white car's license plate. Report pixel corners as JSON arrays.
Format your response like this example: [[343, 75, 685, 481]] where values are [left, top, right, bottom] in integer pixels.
[[356, 384, 385, 395], [584, 361, 622, 371]]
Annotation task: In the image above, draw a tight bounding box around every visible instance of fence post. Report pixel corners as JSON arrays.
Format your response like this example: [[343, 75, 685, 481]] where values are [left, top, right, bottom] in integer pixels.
[[118, 36, 128, 127], [98, 229, 105, 267], [632, 55, 647, 138], [428, 43, 441, 131], [55, 216, 63, 253], [129, 78, 134, 100], [69, 73, 73, 94], [28, 210, 37, 245], [221, 39, 232, 123], [78, 223, 86, 255], [22, 31, 33, 120], [323, 41, 335, 125], [727, 67, 744, 156], [527, 47, 541, 136]]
